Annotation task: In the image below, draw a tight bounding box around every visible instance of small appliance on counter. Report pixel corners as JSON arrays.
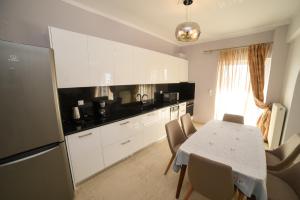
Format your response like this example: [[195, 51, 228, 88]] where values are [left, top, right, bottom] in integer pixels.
[[163, 92, 179, 103], [92, 96, 109, 118], [72, 106, 81, 121]]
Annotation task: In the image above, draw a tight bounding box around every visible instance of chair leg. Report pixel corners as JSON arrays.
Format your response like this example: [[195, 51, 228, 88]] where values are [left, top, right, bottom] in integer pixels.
[[164, 154, 175, 175], [183, 183, 193, 200]]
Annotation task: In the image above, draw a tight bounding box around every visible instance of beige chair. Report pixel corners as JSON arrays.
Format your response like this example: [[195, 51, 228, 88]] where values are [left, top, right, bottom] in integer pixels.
[[180, 113, 197, 138], [164, 120, 187, 175], [267, 162, 300, 200], [223, 113, 244, 124], [184, 154, 234, 200], [266, 133, 300, 171]]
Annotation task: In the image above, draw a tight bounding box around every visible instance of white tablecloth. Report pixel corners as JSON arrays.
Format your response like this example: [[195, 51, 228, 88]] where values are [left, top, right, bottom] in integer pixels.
[[173, 120, 267, 200]]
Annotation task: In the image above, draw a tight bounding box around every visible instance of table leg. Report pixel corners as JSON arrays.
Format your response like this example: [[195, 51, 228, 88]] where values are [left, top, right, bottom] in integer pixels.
[[176, 164, 187, 199]]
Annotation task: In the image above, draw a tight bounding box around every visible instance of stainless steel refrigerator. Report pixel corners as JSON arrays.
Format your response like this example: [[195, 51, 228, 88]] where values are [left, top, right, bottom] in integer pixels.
[[0, 40, 74, 200]]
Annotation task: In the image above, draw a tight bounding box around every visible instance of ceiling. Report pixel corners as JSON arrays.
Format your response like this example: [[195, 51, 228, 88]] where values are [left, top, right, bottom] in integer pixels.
[[62, 0, 300, 45]]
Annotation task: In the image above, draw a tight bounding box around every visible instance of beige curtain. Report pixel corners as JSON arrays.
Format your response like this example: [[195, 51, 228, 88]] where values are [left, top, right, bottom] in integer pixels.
[[248, 43, 272, 141], [214, 48, 261, 125]]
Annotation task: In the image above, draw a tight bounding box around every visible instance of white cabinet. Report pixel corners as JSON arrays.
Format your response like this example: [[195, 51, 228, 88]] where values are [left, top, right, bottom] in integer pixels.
[[179, 102, 187, 117], [49, 27, 189, 87], [66, 128, 104, 184], [49, 27, 90, 88], [178, 59, 189, 82], [142, 110, 163, 146], [158, 107, 170, 139], [87, 36, 115, 86], [100, 116, 144, 166], [65, 105, 176, 181], [114, 43, 134, 85], [132, 47, 151, 84]]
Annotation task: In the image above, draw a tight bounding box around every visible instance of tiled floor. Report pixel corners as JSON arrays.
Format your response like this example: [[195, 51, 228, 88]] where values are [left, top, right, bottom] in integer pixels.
[[74, 122, 204, 200], [74, 139, 189, 200]]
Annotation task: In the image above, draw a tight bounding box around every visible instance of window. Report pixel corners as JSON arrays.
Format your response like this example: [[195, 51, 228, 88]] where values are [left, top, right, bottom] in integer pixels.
[[214, 48, 271, 126]]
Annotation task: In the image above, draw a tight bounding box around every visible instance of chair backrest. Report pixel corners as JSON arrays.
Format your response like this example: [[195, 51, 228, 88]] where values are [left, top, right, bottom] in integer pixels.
[[180, 113, 197, 137], [223, 113, 244, 124], [278, 133, 300, 160], [276, 161, 300, 198], [165, 120, 187, 155], [188, 154, 234, 200]]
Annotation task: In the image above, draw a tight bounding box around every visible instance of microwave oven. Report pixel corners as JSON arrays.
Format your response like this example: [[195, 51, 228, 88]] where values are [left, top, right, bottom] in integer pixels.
[[163, 92, 179, 103]]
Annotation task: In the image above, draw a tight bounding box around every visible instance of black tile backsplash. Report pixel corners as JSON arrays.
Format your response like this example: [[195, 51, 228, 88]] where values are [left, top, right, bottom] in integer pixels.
[[58, 82, 195, 135]]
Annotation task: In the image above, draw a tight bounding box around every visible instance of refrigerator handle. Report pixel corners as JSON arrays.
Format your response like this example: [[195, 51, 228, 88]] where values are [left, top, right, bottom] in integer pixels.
[[0, 146, 58, 167]]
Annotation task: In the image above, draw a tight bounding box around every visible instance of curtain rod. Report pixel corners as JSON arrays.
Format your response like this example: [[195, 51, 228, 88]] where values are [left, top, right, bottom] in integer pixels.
[[202, 42, 273, 53]]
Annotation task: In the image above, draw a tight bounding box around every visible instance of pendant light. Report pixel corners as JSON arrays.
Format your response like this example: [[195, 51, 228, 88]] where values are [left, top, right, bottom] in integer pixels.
[[175, 0, 201, 42]]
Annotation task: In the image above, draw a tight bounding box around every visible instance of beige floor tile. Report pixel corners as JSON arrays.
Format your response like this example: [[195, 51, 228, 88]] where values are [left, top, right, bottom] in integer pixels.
[[74, 139, 193, 200]]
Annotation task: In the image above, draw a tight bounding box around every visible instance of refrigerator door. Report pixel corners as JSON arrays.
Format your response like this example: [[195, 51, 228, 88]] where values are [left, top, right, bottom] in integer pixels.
[[0, 40, 64, 159], [0, 142, 74, 200]]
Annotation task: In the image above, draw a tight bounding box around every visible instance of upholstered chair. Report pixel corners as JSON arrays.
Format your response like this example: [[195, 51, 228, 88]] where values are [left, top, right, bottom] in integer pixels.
[[266, 133, 300, 171], [164, 120, 187, 175], [223, 113, 244, 124], [184, 154, 234, 200], [267, 161, 300, 200], [180, 113, 197, 138]]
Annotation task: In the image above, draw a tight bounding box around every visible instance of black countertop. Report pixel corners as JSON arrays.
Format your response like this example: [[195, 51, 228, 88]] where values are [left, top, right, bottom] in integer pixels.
[[63, 99, 193, 136]]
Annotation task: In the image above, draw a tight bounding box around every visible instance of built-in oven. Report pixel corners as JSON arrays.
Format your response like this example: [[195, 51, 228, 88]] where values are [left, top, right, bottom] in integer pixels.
[[186, 100, 194, 116], [170, 105, 179, 120]]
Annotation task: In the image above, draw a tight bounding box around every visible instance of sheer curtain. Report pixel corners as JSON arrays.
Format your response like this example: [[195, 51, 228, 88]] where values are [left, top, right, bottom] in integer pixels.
[[214, 48, 261, 126]]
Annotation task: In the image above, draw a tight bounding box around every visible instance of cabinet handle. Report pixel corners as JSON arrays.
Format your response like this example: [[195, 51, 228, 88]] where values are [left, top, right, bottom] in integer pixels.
[[121, 140, 131, 145], [119, 121, 130, 125], [78, 132, 92, 138]]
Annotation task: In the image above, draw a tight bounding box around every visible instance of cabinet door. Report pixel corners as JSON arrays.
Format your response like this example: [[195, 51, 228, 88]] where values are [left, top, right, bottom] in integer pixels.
[[66, 129, 104, 184], [101, 116, 144, 167], [102, 138, 129, 167], [178, 59, 188, 82], [87, 36, 115, 86], [100, 119, 137, 147], [162, 56, 179, 83], [158, 107, 170, 139], [179, 102, 187, 117], [49, 27, 90, 88], [142, 111, 162, 146], [114, 43, 133, 85], [132, 47, 151, 84]]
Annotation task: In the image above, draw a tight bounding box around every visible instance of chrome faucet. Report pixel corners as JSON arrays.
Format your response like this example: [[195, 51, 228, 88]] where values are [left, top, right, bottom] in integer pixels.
[[136, 93, 148, 104], [142, 94, 148, 103], [136, 93, 142, 102]]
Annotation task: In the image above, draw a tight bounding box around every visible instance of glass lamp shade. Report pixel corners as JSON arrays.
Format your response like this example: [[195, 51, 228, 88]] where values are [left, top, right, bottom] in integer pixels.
[[175, 21, 201, 42]]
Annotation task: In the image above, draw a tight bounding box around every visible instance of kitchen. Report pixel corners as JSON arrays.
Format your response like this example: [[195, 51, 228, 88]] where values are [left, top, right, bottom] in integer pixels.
[[0, 26, 195, 199], [1, 0, 300, 200]]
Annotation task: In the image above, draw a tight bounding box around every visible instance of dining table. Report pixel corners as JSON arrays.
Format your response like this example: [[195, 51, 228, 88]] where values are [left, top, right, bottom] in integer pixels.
[[173, 120, 267, 200]]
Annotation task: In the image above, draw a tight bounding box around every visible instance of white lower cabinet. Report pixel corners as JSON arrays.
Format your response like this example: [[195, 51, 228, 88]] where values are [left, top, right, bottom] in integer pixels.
[[179, 102, 187, 117], [100, 115, 144, 166], [142, 110, 163, 146], [66, 104, 187, 186], [158, 107, 170, 139], [66, 128, 104, 184]]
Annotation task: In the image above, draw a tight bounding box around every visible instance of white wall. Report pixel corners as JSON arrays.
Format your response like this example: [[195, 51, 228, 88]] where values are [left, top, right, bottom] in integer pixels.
[[0, 0, 178, 56], [181, 31, 274, 123], [280, 13, 300, 142], [265, 26, 289, 104]]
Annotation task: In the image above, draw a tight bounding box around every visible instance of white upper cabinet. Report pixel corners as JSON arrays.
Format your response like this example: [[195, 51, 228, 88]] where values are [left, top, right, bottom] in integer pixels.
[[49, 27, 188, 88], [178, 59, 189, 82], [114, 43, 134, 85], [87, 36, 115, 86], [132, 47, 151, 84], [49, 27, 90, 88]]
